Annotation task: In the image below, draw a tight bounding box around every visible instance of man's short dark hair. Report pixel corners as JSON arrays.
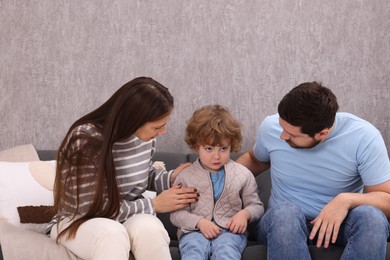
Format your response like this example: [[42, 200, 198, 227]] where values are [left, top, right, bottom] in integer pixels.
[[277, 82, 339, 137]]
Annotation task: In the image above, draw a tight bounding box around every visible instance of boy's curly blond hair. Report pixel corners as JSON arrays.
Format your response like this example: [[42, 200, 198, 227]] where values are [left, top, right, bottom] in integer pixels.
[[185, 104, 242, 152]]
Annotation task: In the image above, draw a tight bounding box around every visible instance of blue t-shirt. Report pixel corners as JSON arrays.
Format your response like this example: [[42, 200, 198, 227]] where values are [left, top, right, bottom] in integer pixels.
[[210, 168, 225, 202], [253, 112, 390, 219]]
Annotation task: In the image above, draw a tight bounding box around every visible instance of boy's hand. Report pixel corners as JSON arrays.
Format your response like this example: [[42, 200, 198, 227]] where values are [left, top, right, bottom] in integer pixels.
[[197, 218, 222, 239], [227, 209, 250, 234]]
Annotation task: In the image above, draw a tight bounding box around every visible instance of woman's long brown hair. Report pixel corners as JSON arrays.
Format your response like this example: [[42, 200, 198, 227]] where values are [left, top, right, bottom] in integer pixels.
[[53, 77, 173, 241]]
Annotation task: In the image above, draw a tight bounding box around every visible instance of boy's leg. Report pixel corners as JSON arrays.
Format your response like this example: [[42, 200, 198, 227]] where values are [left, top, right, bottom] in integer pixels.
[[179, 231, 210, 260], [257, 202, 311, 260], [211, 229, 247, 260]]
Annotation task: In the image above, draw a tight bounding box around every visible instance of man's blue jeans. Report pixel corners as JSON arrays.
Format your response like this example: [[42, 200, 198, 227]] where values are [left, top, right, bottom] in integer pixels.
[[257, 202, 389, 260], [179, 229, 247, 260]]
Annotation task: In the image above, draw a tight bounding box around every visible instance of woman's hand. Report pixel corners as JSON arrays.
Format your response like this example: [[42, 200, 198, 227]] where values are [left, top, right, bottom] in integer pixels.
[[170, 162, 192, 186], [152, 184, 198, 213]]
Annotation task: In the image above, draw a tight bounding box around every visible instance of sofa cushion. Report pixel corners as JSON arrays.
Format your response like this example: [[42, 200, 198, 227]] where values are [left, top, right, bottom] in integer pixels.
[[0, 161, 55, 233], [0, 144, 39, 162]]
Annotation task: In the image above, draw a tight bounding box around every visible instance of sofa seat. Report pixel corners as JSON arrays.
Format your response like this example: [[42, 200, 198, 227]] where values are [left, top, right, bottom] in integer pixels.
[[0, 150, 389, 260]]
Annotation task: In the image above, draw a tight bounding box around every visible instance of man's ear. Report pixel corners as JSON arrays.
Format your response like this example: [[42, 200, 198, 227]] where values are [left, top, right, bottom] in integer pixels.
[[314, 129, 331, 141]]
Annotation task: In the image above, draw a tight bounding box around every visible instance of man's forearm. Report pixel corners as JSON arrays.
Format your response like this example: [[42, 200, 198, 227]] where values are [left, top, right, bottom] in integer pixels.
[[342, 191, 390, 217]]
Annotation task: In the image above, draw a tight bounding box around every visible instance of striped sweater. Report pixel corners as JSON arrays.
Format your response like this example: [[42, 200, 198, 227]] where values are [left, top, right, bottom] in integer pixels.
[[46, 123, 171, 233]]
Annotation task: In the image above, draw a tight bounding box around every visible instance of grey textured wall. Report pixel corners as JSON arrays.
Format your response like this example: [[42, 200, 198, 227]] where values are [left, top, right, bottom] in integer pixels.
[[1, 1, 389, 155]]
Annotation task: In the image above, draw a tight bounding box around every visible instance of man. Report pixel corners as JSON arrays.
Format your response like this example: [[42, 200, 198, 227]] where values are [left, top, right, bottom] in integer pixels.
[[237, 82, 390, 259]]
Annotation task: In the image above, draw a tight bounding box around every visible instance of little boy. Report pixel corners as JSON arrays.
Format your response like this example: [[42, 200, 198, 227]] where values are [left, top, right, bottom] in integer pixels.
[[170, 104, 264, 259]]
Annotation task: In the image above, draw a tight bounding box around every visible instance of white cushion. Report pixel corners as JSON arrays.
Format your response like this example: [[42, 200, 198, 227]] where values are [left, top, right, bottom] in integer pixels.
[[0, 160, 56, 233], [0, 144, 39, 162]]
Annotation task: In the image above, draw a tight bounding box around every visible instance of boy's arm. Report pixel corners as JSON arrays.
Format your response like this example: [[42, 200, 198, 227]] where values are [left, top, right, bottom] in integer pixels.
[[169, 174, 202, 230], [240, 167, 265, 222]]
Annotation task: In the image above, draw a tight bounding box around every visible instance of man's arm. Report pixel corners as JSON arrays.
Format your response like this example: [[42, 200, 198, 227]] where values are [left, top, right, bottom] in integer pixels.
[[236, 148, 270, 177], [309, 180, 390, 248], [360, 180, 390, 216]]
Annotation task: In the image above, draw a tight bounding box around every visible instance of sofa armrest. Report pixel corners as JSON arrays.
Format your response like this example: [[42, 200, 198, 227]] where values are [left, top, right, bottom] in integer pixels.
[[0, 221, 80, 260]]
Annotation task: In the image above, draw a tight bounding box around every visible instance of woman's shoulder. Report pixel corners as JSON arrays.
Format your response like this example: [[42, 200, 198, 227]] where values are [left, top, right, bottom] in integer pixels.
[[71, 123, 102, 137], [65, 123, 103, 153]]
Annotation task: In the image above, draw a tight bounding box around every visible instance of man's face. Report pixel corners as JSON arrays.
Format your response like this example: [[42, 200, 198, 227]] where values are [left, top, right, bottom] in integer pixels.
[[279, 118, 321, 149]]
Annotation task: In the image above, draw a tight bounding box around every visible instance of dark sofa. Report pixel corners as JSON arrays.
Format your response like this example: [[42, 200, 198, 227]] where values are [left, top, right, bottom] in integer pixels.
[[0, 150, 389, 260]]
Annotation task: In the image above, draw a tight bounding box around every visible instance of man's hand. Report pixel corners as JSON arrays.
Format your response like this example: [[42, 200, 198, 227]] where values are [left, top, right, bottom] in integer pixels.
[[197, 218, 222, 239], [309, 193, 351, 248], [152, 184, 198, 213], [227, 209, 250, 234]]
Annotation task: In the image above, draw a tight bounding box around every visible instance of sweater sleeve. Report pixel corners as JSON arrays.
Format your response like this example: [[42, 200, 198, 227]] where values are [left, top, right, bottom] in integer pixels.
[[147, 162, 171, 192], [115, 162, 173, 221], [169, 173, 203, 231], [115, 197, 155, 222], [241, 167, 264, 222]]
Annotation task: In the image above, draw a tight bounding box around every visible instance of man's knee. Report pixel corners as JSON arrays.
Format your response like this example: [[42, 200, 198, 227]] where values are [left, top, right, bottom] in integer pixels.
[[257, 202, 308, 244], [349, 205, 389, 238], [265, 202, 305, 224]]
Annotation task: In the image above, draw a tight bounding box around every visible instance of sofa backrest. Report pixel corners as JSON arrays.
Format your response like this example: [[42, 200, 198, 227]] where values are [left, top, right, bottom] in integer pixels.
[[36, 150, 271, 242], [36, 149, 271, 212], [36, 150, 57, 161]]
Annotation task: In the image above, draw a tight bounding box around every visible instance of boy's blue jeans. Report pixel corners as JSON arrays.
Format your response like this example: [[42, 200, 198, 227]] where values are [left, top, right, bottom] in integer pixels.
[[257, 202, 390, 260], [179, 229, 247, 260]]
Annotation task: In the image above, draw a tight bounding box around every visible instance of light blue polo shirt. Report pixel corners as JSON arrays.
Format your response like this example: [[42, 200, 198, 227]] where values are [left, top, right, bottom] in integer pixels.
[[253, 112, 390, 219]]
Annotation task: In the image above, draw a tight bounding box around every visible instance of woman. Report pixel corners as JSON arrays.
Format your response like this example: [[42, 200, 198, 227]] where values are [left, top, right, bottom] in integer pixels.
[[48, 77, 198, 260]]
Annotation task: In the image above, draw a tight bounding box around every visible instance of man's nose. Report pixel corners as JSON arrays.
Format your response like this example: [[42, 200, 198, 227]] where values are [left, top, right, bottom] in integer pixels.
[[280, 130, 290, 140]]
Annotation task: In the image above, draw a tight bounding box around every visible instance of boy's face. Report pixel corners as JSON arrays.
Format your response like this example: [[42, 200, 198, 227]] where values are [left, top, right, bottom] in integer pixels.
[[197, 138, 231, 173]]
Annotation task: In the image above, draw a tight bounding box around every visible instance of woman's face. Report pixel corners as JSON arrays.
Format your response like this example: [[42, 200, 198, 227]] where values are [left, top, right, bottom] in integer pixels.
[[134, 113, 171, 141]]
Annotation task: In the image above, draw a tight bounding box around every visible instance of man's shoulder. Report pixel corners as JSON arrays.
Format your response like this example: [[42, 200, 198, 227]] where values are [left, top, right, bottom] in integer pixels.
[[263, 113, 279, 122], [336, 112, 380, 135], [260, 113, 280, 129]]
